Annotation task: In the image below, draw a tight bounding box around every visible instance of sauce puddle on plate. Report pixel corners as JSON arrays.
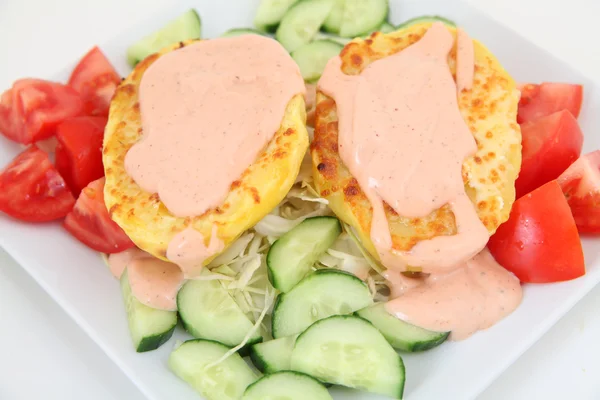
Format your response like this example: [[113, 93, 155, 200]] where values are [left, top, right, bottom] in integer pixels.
[[108, 248, 184, 311], [319, 22, 522, 340]]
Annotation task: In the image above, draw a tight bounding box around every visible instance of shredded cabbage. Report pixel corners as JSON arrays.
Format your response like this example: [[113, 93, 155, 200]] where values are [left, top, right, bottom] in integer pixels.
[[317, 233, 371, 280], [254, 206, 330, 237], [227, 254, 262, 290], [208, 233, 254, 267], [343, 223, 386, 275], [202, 148, 391, 367], [204, 161, 390, 319]]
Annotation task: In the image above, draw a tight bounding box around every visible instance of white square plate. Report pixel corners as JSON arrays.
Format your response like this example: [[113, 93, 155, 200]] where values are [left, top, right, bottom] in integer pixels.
[[1, 0, 598, 399]]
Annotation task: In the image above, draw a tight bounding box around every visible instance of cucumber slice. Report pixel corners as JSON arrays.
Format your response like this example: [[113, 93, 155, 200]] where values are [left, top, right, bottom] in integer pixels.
[[356, 303, 449, 352], [126, 9, 201, 67], [378, 22, 395, 33], [249, 334, 298, 373], [314, 32, 351, 46], [322, 0, 345, 34], [396, 15, 456, 30], [120, 270, 176, 353], [318, 22, 394, 43], [221, 28, 266, 38], [254, 0, 300, 33], [272, 269, 373, 338], [242, 371, 332, 400], [275, 0, 335, 52], [291, 40, 343, 82], [267, 216, 342, 293], [169, 339, 258, 400], [339, 0, 388, 38], [177, 279, 262, 347], [291, 315, 405, 399]]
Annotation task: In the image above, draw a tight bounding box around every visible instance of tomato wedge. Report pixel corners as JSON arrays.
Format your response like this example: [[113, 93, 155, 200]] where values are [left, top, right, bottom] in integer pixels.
[[0, 146, 75, 222], [0, 89, 19, 141], [558, 150, 600, 234], [68, 47, 121, 117], [55, 116, 107, 196], [0, 79, 85, 144], [517, 82, 583, 123], [488, 181, 585, 283], [63, 177, 134, 253], [518, 83, 540, 107], [515, 110, 583, 198]]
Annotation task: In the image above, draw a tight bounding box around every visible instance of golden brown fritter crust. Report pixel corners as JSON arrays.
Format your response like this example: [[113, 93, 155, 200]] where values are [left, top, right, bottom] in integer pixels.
[[104, 40, 308, 261], [311, 24, 521, 259]]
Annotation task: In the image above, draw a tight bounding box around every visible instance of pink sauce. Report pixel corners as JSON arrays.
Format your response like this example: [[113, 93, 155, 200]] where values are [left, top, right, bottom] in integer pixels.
[[319, 23, 523, 339], [166, 225, 224, 279], [456, 28, 475, 92], [107, 247, 184, 311], [125, 35, 304, 275], [125, 35, 304, 218], [127, 256, 184, 311], [383, 269, 424, 298], [106, 247, 150, 279], [318, 22, 488, 273], [385, 249, 522, 340], [305, 83, 317, 111]]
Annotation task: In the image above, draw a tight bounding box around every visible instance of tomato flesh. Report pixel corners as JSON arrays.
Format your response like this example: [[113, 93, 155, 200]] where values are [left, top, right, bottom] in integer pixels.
[[0, 89, 19, 141], [558, 150, 600, 234], [488, 181, 585, 283], [0, 146, 75, 222], [68, 47, 120, 117], [515, 110, 583, 198], [517, 82, 583, 124], [518, 83, 541, 108], [55, 116, 107, 196], [63, 177, 134, 253], [0, 79, 85, 144]]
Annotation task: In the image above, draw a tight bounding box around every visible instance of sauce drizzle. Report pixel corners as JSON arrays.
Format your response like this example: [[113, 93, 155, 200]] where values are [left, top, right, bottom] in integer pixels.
[[107, 247, 148, 279], [125, 35, 305, 218], [126, 35, 304, 274], [319, 23, 523, 340], [456, 28, 475, 92], [385, 249, 522, 340], [318, 22, 488, 273], [128, 256, 184, 311], [166, 225, 224, 279], [108, 247, 184, 311]]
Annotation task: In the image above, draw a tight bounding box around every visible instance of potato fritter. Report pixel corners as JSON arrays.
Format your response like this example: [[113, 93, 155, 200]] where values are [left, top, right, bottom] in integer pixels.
[[311, 24, 521, 261], [103, 40, 309, 262]]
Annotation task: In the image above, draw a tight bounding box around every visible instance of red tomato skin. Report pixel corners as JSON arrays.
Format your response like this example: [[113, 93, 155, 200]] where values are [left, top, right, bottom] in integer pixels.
[[0, 79, 85, 144], [488, 181, 585, 283], [0, 89, 18, 141], [0, 146, 75, 222], [515, 110, 583, 198], [63, 177, 134, 253], [517, 82, 583, 124], [558, 150, 600, 234], [55, 116, 107, 196], [68, 47, 120, 117]]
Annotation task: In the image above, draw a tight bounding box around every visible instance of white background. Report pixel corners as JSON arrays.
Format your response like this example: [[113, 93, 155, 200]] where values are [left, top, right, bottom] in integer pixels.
[[1, 0, 599, 399]]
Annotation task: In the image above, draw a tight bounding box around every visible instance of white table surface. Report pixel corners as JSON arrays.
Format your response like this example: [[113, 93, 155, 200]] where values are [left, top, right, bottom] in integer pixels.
[[1, 0, 599, 399]]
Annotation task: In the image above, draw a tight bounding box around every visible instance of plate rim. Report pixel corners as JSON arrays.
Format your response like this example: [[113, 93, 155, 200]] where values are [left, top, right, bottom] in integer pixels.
[[1, 1, 599, 399]]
